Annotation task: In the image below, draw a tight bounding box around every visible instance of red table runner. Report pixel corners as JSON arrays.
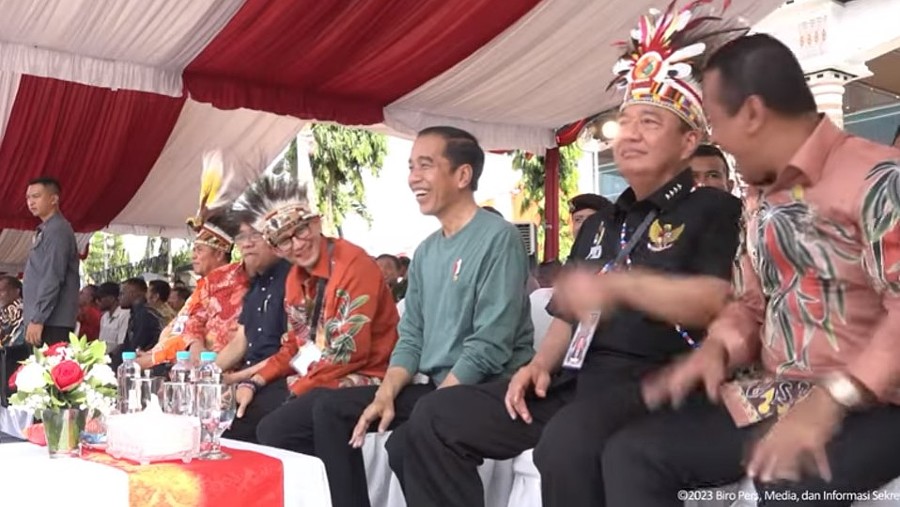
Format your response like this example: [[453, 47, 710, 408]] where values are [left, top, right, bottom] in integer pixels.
[[82, 448, 284, 507], [26, 423, 285, 506], [81, 447, 285, 507]]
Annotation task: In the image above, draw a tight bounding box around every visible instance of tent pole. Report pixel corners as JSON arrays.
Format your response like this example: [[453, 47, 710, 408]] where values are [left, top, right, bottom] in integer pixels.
[[543, 147, 560, 261]]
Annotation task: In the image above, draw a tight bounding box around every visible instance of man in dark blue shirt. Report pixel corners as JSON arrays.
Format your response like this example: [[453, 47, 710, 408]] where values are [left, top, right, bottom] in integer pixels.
[[219, 217, 292, 443], [111, 278, 162, 369]]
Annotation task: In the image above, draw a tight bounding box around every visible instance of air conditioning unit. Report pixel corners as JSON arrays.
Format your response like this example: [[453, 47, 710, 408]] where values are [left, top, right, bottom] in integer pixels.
[[512, 222, 538, 256]]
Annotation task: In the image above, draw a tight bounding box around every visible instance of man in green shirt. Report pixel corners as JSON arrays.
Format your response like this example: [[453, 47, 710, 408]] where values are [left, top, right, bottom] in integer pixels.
[[257, 126, 534, 507]]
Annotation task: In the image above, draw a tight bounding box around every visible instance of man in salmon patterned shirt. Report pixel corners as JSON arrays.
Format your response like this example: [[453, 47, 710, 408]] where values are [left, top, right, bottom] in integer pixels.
[[613, 34, 900, 506]]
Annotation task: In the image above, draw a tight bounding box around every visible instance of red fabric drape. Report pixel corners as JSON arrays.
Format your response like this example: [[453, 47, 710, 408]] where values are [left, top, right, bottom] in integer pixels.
[[543, 147, 560, 261], [184, 0, 542, 125], [0, 76, 185, 232], [555, 119, 588, 147]]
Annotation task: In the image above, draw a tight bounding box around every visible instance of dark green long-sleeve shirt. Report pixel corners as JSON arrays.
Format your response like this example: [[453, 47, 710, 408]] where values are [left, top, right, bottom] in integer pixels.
[[390, 209, 534, 385]]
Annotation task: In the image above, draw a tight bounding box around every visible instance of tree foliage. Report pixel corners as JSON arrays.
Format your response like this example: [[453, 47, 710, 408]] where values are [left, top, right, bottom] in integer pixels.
[[171, 245, 192, 271], [513, 145, 582, 260], [310, 124, 387, 235], [82, 232, 129, 283], [273, 125, 387, 236]]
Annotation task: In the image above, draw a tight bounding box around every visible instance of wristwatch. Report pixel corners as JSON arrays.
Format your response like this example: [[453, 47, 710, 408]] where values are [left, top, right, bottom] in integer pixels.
[[820, 372, 868, 410]]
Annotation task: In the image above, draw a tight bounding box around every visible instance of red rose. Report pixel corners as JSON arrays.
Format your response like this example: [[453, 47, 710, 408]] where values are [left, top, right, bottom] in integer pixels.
[[50, 360, 84, 392], [8, 364, 23, 390], [45, 342, 68, 358]]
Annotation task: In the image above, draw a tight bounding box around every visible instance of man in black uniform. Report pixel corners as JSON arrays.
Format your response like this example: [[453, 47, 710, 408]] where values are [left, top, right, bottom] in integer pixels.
[[387, 3, 744, 507]]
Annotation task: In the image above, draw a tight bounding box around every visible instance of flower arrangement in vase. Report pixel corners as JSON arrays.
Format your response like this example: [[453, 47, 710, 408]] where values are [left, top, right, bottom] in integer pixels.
[[7, 334, 116, 457]]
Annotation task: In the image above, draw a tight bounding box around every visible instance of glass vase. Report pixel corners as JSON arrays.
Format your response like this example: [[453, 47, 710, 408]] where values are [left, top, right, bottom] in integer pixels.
[[42, 408, 87, 458], [80, 409, 111, 449]]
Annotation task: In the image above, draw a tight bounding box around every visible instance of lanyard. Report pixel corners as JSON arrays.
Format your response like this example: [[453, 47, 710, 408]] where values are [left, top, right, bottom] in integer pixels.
[[308, 240, 335, 341], [602, 211, 657, 273], [598, 211, 697, 349]]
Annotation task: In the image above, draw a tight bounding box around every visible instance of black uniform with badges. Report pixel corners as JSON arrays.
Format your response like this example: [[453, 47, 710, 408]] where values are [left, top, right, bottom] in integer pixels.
[[391, 169, 742, 507], [559, 168, 741, 366]]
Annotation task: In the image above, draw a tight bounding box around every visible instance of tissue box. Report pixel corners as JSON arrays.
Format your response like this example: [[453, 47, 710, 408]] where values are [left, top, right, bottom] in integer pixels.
[[106, 412, 200, 465]]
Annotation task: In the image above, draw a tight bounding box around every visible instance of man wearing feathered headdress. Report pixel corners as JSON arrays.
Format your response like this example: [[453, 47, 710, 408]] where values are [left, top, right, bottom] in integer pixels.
[[136, 151, 250, 369], [638, 34, 900, 504], [222, 173, 399, 445], [390, 3, 747, 507]]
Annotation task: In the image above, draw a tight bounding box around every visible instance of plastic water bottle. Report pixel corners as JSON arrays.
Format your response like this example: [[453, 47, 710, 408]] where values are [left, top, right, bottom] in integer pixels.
[[117, 352, 142, 413], [169, 351, 192, 383], [195, 351, 222, 384]]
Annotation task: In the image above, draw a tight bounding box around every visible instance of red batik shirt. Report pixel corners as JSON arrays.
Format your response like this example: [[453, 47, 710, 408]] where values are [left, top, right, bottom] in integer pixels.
[[149, 262, 249, 365]]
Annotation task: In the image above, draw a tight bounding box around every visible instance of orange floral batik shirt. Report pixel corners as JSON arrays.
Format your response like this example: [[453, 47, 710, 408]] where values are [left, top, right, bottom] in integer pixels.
[[257, 237, 399, 396], [149, 263, 249, 365]]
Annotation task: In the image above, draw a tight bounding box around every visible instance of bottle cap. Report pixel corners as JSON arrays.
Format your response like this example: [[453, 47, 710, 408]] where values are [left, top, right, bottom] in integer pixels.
[[176, 351, 191, 361], [121, 352, 137, 360], [200, 351, 216, 362]]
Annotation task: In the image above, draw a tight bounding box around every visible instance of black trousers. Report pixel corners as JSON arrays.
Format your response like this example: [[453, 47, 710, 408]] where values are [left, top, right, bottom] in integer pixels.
[[256, 383, 435, 507], [223, 380, 289, 443], [395, 357, 660, 507], [1, 345, 30, 406], [603, 400, 900, 507], [41, 326, 73, 345]]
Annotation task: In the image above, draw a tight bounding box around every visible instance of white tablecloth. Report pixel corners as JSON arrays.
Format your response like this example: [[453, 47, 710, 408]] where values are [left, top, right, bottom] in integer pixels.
[[0, 405, 32, 438], [0, 438, 331, 507]]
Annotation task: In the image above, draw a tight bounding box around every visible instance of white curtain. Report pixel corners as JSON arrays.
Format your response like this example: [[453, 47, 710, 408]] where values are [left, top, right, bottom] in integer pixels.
[[0, 0, 246, 95], [0, 230, 91, 274], [0, 71, 20, 140], [106, 100, 305, 237], [385, 0, 785, 153]]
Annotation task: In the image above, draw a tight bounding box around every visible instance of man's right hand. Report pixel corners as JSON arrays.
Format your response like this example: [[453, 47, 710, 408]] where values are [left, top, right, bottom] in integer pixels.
[[25, 323, 43, 347], [504, 362, 552, 424], [235, 385, 255, 418], [643, 338, 730, 409], [134, 351, 153, 370], [349, 393, 395, 448]]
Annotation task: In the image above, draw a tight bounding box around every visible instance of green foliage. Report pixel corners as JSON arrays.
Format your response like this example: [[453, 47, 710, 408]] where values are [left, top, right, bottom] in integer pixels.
[[272, 137, 300, 179], [171, 245, 192, 270], [268, 126, 386, 236], [512, 145, 582, 260], [309, 124, 387, 235], [82, 232, 130, 283]]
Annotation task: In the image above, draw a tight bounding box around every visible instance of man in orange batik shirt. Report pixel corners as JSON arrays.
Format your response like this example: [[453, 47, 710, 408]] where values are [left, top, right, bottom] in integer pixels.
[[227, 175, 397, 441]]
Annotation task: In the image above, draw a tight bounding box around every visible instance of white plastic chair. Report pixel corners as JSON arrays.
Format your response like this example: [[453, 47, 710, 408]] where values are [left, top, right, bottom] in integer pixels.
[[529, 288, 554, 349]]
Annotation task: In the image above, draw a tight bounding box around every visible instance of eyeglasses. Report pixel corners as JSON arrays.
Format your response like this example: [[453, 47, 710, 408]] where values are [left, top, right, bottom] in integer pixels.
[[275, 219, 317, 252], [235, 231, 264, 244]]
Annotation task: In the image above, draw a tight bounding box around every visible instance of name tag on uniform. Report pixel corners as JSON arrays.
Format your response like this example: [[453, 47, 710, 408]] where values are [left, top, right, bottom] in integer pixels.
[[171, 315, 189, 335], [290, 342, 323, 376], [562, 312, 601, 370]]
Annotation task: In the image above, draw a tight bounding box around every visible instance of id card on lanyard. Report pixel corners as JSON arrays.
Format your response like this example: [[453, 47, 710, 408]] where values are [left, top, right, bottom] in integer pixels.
[[290, 240, 335, 376], [562, 211, 657, 370]]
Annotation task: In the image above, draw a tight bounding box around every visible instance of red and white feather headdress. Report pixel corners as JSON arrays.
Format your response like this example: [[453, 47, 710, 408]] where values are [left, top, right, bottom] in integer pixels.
[[608, 0, 746, 131]]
